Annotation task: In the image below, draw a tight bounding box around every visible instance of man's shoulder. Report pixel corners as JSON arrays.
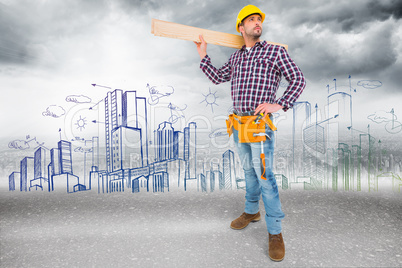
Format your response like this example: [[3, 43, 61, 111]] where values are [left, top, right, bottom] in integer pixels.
[[261, 41, 286, 52], [228, 48, 244, 61]]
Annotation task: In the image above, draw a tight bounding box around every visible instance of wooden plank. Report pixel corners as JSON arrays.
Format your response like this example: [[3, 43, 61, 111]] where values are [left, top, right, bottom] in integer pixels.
[[151, 19, 288, 51]]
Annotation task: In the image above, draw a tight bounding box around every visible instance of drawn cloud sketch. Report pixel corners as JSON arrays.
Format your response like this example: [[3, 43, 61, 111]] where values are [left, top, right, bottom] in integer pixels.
[[66, 95, 92, 103], [8, 140, 30, 150], [8, 137, 47, 151], [42, 105, 66, 118], [357, 80, 383, 89]]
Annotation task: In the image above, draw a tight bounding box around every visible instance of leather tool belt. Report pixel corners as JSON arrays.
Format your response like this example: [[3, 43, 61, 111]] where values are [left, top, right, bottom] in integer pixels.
[[226, 112, 277, 143]]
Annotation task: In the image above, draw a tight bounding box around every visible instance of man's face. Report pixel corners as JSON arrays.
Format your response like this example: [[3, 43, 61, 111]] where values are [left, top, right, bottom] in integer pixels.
[[240, 14, 263, 39]]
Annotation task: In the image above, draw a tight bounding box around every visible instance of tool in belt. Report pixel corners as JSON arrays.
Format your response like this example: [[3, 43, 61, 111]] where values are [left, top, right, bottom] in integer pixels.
[[226, 111, 277, 180]]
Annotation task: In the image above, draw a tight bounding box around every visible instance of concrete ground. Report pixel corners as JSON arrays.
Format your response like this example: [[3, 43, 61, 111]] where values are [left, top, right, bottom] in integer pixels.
[[1, 188, 401, 267]]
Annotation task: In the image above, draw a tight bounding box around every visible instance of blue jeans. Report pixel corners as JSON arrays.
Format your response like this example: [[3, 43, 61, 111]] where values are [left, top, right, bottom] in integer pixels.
[[233, 125, 285, 235]]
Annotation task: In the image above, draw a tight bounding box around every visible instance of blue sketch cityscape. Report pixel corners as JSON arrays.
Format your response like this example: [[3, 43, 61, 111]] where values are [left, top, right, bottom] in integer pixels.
[[7, 77, 402, 194]]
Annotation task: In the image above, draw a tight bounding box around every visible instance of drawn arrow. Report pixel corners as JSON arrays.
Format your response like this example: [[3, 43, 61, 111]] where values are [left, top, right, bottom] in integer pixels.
[[92, 120, 105, 124], [89, 99, 103, 110], [91, 83, 111, 89]]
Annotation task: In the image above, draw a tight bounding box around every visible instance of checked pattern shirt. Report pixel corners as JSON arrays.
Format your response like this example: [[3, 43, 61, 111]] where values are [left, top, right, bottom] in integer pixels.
[[200, 40, 306, 113]]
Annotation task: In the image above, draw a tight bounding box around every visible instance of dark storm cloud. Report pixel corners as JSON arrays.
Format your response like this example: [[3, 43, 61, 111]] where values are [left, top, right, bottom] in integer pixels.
[[368, 0, 402, 20], [0, 4, 36, 64], [115, 0, 243, 32], [0, 1, 109, 66], [285, 0, 401, 33], [293, 24, 398, 82], [268, 0, 401, 86], [112, 0, 402, 92], [1, 0, 400, 94]]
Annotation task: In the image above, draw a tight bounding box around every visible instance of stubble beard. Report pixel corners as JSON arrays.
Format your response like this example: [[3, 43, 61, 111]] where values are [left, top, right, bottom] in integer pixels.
[[245, 27, 262, 41]]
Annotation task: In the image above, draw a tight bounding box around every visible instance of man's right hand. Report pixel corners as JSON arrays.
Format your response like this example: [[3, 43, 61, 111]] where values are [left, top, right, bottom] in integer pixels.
[[194, 35, 207, 60]]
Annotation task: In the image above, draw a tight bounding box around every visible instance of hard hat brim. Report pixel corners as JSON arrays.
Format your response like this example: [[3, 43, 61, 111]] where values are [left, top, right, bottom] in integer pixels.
[[236, 5, 266, 33]]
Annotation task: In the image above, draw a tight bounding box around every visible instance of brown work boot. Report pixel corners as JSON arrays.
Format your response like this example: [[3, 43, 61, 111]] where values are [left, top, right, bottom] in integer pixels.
[[230, 212, 261, 230], [268, 233, 285, 261]]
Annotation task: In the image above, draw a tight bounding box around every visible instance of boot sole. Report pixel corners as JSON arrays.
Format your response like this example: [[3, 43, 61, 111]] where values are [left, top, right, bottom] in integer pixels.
[[230, 216, 261, 230], [269, 255, 285, 262]]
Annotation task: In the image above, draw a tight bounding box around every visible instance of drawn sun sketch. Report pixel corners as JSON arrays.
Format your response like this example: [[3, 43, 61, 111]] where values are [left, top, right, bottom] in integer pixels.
[[200, 88, 218, 112], [75, 115, 87, 131]]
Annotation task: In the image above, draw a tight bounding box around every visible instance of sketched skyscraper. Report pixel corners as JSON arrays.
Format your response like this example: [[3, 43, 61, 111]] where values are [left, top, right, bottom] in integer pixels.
[[292, 101, 311, 181], [105, 89, 148, 172], [9, 172, 20, 191], [48, 140, 79, 193], [50, 148, 61, 176], [20, 157, 34, 192], [327, 92, 352, 148], [210, 163, 224, 190], [31, 147, 48, 190], [155, 121, 174, 162], [34, 148, 47, 180], [59, 140, 73, 174], [91, 136, 99, 171], [222, 150, 236, 190], [184, 122, 197, 180], [337, 143, 351, 191], [359, 133, 377, 192]]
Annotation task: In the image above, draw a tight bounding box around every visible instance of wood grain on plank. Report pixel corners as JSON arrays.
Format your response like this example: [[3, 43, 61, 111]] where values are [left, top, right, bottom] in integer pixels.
[[151, 19, 288, 51]]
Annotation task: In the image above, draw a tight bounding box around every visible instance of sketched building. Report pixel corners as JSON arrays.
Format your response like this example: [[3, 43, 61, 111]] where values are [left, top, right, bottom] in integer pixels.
[[155, 121, 175, 162], [105, 89, 148, 172], [302, 121, 325, 190], [92, 136, 100, 170], [49, 140, 80, 193], [152, 121, 186, 192], [327, 92, 352, 149], [9, 172, 21, 191], [199, 173, 207, 192], [89, 136, 103, 192], [292, 102, 311, 182], [336, 143, 351, 191], [20, 157, 34, 192], [59, 140, 73, 174], [222, 150, 236, 190], [359, 134, 377, 192], [183, 122, 197, 190], [104, 89, 148, 192], [350, 144, 362, 191], [30, 147, 48, 191], [210, 162, 223, 191], [50, 148, 61, 177]]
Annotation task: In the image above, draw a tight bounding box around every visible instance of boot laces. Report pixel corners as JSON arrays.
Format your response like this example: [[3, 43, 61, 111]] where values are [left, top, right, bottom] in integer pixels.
[[270, 234, 281, 242]]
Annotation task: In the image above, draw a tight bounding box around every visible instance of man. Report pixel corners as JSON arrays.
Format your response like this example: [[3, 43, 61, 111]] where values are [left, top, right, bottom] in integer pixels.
[[194, 5, 306, 262]]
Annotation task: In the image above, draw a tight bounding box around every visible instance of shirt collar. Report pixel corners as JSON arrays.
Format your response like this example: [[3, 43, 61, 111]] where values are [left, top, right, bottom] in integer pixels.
[[240, 40, 267, 51]]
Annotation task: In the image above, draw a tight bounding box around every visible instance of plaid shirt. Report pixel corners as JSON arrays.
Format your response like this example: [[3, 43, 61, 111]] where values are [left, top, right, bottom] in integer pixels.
[[200, 40, 306, 112]]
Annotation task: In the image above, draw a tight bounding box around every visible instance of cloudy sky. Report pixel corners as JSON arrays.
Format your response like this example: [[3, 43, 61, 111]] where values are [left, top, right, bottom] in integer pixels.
[[0, 0, 401, 151]]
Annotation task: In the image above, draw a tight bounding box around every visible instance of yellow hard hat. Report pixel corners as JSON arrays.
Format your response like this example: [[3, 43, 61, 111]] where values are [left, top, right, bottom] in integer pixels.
[[236, 5, 265, 33]]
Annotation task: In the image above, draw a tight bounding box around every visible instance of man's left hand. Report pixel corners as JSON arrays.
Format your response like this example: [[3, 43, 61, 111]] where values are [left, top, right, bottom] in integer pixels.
[[254, 103, 283, 115]]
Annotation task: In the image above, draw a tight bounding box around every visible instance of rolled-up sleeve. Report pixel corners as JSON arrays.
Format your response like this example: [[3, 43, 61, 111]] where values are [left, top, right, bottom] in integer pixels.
[[200, 55, 232, 85]]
